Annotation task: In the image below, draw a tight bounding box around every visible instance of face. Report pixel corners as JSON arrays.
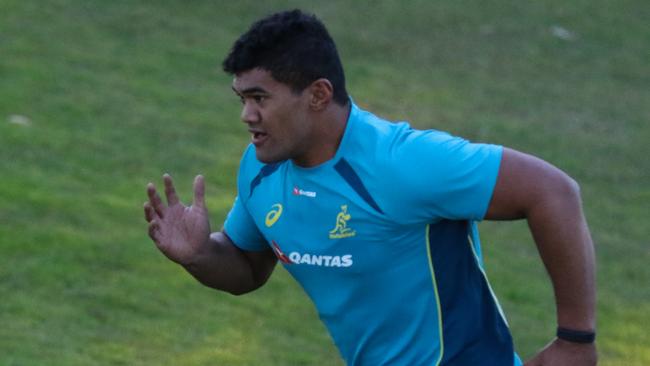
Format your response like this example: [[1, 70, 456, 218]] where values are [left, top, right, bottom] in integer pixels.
[[232, 68, 315, 164]]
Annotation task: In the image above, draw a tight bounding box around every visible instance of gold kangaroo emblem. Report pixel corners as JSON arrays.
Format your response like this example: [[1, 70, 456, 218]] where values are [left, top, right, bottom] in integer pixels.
[[329, 205, 356, 239]]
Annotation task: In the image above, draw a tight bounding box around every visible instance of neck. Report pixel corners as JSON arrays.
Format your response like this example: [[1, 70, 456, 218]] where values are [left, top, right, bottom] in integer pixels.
[[292, 101, 351, 168]]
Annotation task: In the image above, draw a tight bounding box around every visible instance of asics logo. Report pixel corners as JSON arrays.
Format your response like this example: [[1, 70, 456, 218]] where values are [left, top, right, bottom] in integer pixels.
[[265, 204, 283, 227]]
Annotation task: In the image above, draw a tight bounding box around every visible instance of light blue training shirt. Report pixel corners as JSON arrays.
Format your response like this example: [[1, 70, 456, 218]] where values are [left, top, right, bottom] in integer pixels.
[[224, 101, 523, 366]]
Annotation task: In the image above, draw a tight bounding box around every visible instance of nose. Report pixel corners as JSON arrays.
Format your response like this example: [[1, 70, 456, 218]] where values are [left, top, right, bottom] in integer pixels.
[[240, 101, 260, 125]]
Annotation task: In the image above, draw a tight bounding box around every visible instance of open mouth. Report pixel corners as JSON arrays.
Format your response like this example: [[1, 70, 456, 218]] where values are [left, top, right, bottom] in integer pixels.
[[251, 131, 269, 146]]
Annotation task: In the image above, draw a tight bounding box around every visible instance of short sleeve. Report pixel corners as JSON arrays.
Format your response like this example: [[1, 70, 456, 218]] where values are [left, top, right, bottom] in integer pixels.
[[388, 129, 503, 222], [223, 195, 268, 251]]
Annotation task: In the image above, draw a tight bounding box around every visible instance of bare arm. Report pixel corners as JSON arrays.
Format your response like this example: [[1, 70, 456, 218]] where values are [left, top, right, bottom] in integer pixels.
[[183, 231, 277, 295], [144, 174, 277, 295], [485, 148, 597, 365]]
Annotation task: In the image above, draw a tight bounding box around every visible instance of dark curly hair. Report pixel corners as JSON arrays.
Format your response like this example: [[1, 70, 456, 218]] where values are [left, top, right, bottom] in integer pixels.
[[222, 9, 349, 106]]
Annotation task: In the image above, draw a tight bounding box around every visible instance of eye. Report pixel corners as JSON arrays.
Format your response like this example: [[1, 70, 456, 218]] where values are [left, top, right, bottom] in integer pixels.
[[253, 95, 266, 103], [239, 96, 245, 104]]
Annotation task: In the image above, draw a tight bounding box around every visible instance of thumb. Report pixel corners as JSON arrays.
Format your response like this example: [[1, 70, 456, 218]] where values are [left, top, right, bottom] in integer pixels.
[[193, 174, 206, 209]]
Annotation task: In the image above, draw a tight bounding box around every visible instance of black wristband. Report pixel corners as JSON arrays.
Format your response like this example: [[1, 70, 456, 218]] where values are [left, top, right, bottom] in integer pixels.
[[556, 327, 596, 344]]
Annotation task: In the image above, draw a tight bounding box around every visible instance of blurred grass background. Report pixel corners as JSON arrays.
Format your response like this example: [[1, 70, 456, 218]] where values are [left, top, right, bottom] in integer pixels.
[[1, 0, 648, 365]]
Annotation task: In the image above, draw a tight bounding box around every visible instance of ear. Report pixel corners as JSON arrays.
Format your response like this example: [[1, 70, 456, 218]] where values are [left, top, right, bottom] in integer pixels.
[[308, 79, 334, 111]]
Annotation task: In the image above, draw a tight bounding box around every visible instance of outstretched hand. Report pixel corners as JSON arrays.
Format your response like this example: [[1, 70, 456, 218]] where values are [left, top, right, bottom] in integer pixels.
[[525, 338, 597, 366], [144, 174, 211, 265]]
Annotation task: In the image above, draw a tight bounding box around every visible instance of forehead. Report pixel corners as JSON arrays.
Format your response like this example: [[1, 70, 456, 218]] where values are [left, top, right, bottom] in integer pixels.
[[232, 68, 288, 94]]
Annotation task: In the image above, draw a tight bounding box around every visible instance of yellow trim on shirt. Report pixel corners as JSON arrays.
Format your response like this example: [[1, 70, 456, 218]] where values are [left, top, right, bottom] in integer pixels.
[[425, 224, 444, 366]]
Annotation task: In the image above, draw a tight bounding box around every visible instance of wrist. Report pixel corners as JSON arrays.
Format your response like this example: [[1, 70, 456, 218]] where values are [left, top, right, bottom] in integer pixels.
[[179, 236, 214, 268], [556, 326, 596, 344]]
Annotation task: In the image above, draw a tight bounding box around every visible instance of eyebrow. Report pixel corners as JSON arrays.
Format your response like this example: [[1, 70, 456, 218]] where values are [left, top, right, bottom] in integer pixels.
[[232, 86, 269, 95]]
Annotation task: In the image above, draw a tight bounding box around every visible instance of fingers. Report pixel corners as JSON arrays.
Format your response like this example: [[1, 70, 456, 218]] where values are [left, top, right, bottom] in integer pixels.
[[143, 202, 158, 222], [163, 173, 180, 206], [193, 174, 206, 209], [144, 201, 162, 243], [148, 173, 200, 212], [147, 182, 166, 218], [148, 220, 160, 242]]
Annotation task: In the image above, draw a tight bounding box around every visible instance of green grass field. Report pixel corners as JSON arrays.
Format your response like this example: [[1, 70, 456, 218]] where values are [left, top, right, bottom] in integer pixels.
[[1, 1, 648, 364]]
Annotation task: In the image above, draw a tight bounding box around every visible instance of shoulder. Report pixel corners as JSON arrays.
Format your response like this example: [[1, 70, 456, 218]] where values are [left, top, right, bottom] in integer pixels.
[[347, 103, 467, 160], [353, 115, 473, 175], [345, 105, 503, 221], [344, 104, 413, 161]]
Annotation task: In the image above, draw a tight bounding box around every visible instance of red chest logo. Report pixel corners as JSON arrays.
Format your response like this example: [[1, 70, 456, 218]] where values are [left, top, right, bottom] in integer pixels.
[[271, 240, 294, 264]]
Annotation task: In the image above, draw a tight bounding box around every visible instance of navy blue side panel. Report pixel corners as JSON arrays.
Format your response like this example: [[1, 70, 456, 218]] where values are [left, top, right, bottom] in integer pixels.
[[333, 158, 384, 214], [428, 220, 513, 366], [249, 163, 281, 198]]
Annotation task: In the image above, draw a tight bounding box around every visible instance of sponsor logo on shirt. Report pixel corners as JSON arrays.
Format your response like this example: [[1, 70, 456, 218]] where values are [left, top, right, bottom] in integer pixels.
[[288, 252, 353, 267], [265, 203, 283, 227], [292, 186, 317, 198], [271, 240, 293, 264], [270, 241, 353, 268], [329, 204, 356, 239]]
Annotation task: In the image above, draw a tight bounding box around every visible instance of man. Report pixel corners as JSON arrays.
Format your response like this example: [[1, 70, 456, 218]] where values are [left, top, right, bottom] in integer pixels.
[[144, 9, 596, 366]]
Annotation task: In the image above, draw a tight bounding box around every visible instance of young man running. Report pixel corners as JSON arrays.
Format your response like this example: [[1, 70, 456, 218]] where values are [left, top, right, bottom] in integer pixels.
[[145, 9, 597, 366]]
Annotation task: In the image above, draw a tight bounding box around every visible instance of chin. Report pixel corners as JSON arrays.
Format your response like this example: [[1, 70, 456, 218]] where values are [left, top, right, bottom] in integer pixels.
[[254, 149, 287, 164]]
